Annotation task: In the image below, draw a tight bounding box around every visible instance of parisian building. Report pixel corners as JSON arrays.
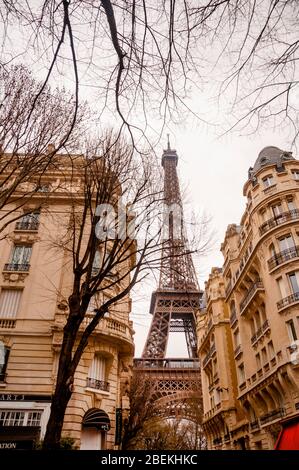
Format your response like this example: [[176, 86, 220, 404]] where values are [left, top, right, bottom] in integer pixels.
[[0, 154, 134, 449], [198, 146, 299, 449]]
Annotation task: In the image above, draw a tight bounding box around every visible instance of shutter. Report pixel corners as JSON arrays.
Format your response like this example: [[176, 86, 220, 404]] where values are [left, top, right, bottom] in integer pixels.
[[0, 290, 22, 318]]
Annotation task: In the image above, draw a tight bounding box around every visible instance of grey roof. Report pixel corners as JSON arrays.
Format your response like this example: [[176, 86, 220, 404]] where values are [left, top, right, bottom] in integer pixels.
[[248, 146, 294, 178]]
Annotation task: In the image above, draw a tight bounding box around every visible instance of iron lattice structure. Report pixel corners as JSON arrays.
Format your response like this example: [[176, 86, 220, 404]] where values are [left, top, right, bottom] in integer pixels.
[[135, 142, 203, 421]]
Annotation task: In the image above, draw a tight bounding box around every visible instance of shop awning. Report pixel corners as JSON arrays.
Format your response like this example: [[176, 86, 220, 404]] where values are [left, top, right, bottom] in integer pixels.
[[275, 421, 299, 450], [82, 408, 111, 431]]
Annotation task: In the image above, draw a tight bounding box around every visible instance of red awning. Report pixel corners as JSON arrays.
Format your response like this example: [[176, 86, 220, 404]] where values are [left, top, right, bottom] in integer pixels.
[[275, 422, 299, 450]]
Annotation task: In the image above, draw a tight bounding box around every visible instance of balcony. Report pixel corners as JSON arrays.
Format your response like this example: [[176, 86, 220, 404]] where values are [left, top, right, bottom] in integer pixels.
[[15, 220, 39, 231], [239, 280, 264, 314], [86, 377, 110, 392], [0, 319, 16, 329], [277, 291, 299, 311], [234, 344, 242, 358], [213, 437, 222, 445], [260, 408, 286, 426], [250, 420, 260, 431], [3, 263, 30, 272], [230, 311, 237, 327], [202, 343, 216, 368], [251, 319, 270, 345], [80, 315, 134, 350], [259, 209, 299, 236], [268, 245, 299, 271], [225, 281, 232, 297]]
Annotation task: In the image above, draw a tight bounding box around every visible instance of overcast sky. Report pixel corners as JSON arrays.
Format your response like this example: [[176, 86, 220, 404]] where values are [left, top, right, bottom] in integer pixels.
[[1, 2, 296, 358]]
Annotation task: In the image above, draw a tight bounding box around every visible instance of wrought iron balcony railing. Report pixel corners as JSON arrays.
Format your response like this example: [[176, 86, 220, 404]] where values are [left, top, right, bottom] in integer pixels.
[[15, 220, 39, 231], [202, 343, 216, 368], [239, 280, 264, 314], [277, 291, 299, 311], [86, 377, 110, 392], [3, 263, 30, 272], [268, 245, 299, 271], [259, 209, 299, 236], [251, 319, 270, 345], [230, 311, 237, 327], [234, 344, 242, 358], [260, 408, 286, 425], [250, 420, 260, 430]]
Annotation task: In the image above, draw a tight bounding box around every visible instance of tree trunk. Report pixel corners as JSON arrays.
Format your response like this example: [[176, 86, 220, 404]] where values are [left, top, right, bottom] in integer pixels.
[[42, 382, 72, 449]]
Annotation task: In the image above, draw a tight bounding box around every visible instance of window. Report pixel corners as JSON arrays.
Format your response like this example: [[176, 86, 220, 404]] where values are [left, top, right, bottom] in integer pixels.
[[286, 319, 297, 342], [254, 310, 261, 330], [262, 175, 274, 188], [272, 203, 282, 217], [277, 277, 288, 298], [287, 199, 296, 211], [10, 245, 32, 267], [0, 411, 25, 426], [0, 341, 10, 382], [269, 243, 276, 257], [261, 347, 268, 365], [27, 411, 42, 426], [214, 388, 221, 405], [0, 410, 42, 427], [256, 353, 261, 369], [292, 170, 299, 181], [92, 250, 102, 275], [260, 157, 269, 167], [36, 184, 50, 192], [0, 289, 22, 319], [279, 234, 295, 251], [89, 354, 106, 381], [16, 211, 40, 230], [288, 272, 299, 294], [87, 354, 109, 391], [238, 364, 245, 384], [234, 329, 240, 348], [268, 341, 275, 359]]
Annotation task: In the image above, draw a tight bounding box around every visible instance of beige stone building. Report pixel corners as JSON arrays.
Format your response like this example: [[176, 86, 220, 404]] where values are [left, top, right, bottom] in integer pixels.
[[198, 146, 299, 450], [0, 154, 134, 449]]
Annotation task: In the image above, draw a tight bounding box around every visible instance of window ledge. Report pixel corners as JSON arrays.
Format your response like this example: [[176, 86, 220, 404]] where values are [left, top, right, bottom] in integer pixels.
[[85, 387, 110, 397], [0, 383, 7, 388]]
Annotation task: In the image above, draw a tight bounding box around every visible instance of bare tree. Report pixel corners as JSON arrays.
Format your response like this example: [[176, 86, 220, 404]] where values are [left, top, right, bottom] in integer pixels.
[[122, 372, 206, 450], [0, 64, 88, 236], [122, 371, 157, 450], [1, 1, 298, 144]]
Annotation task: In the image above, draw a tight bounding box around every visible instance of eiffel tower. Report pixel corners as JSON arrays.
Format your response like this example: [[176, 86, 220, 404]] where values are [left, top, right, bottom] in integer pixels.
[[134, 139, 203, 420]]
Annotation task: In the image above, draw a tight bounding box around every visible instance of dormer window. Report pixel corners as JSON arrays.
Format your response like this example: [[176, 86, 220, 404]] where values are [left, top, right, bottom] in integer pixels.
[[262, 175, 274, 188], [292, 170, 299, 181], [281, 152, 292, 161], [260, 157, 269, 166]]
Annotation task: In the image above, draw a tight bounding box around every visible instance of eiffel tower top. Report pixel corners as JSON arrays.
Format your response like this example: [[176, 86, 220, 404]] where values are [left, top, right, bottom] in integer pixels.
[[161, 134, 178, 167], [158, 138, 199, 292]]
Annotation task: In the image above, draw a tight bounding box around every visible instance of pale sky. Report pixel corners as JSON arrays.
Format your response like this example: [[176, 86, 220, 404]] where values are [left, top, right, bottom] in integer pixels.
[[1, 2, 296, 358]]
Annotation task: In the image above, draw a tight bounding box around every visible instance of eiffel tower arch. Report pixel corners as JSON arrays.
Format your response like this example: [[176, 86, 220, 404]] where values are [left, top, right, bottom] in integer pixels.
[[134, 140, 203, 422]]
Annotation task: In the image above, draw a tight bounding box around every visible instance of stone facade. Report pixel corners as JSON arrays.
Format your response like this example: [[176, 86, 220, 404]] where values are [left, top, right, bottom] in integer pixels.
[[198, 146, 299, 449], [0, 154, 134, 449]]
